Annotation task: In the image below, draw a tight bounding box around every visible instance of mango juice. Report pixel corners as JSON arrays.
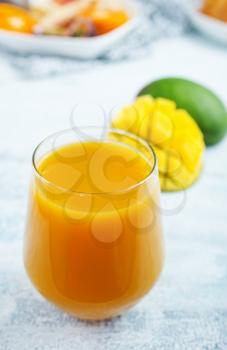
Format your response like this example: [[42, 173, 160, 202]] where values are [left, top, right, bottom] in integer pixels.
[[24, 138, 164, 320]]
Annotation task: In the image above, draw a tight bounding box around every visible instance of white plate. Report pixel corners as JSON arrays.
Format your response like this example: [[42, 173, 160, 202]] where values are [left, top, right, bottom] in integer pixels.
[[185, 0, 227, 45], [0, 0, 140, 58]]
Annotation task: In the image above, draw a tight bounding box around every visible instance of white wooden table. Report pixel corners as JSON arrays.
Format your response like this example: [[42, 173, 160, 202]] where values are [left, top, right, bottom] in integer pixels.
[[0, 36, 227, 350]]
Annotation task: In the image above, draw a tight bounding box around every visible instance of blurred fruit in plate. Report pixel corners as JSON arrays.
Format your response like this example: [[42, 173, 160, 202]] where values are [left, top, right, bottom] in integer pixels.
[[89, 9, 129, 35], [0, 0, 130, 37], [0, 3, 36, 33], [31, 0, 129, 36], [201, 0, 227, 22], [55, 0, 75, 3]]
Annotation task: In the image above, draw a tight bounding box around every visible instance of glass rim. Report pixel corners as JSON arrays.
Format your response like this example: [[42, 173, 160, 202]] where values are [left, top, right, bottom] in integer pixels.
[[32, 127, 157, 195]]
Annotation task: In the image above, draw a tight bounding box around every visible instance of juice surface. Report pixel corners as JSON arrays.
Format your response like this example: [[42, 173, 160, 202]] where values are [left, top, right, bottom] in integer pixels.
[[24, 141, 164, 320], [38, 141, 152, 194]]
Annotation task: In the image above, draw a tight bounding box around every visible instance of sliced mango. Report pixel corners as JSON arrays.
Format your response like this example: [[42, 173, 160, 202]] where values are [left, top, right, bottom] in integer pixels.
[[112, 96, 205, 191]]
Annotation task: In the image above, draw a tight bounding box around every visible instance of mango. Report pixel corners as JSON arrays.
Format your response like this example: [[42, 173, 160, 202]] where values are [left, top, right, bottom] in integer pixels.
[[112, 96, 205, 191], [138, 78, 227, 145]]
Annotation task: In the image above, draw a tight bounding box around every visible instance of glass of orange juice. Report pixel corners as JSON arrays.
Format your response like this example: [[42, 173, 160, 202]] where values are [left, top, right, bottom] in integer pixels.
[[24, 127, 164, 320]]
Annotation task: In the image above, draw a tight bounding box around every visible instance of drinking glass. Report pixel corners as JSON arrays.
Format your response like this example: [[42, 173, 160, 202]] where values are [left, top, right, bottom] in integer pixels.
[[24, 127, 164, 320]]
